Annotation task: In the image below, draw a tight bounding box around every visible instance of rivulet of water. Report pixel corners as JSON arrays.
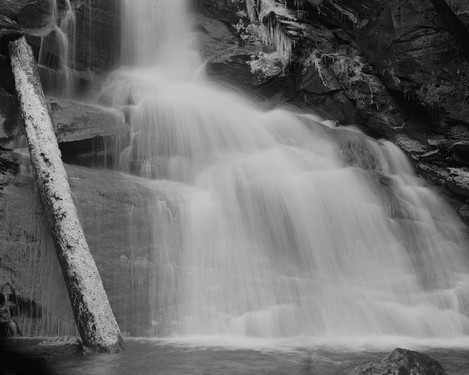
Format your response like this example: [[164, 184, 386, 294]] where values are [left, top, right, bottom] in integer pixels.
[[36, 0, 76, 96]]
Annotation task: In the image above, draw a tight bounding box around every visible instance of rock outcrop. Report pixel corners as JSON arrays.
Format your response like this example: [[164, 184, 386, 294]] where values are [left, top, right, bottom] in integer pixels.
[[200, 0, 469, 222]]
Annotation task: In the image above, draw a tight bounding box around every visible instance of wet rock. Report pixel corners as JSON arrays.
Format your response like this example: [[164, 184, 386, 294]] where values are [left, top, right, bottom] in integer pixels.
[[47, 97, 128, 165], [0, 316, 21, 338], [49, 97, 127, 143], [0, 151, 52, 323], [350, 348, 446, 375], [0, 87, 22, 148], [0, 157, 184, 336], [17, 1, 52, 34], [22, 0, 120, 77], [74, 0, 120, 73], [35, 337, 82, 356]]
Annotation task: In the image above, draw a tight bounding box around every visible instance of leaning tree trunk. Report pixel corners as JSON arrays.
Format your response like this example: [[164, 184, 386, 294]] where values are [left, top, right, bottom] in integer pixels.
[[8, 36, 124, 353]]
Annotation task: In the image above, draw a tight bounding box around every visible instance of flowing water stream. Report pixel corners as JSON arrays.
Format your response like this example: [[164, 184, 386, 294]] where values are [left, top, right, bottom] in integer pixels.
[[12, 0, 469, 369], [91, 0, 469, 345]]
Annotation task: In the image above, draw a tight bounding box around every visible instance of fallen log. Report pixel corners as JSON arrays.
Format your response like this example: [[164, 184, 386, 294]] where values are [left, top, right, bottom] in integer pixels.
[[8, 36, 124, 353]]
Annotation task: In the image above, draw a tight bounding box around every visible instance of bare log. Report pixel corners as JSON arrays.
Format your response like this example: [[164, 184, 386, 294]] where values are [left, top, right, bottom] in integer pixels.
[[8, 36, 124, 353]]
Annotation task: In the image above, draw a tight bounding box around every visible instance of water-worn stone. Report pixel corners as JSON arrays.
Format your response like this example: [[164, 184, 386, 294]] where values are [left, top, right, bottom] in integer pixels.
[[350, 348, 446, 375]]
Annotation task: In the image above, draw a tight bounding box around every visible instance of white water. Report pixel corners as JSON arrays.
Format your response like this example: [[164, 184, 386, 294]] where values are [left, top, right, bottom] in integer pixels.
[[94, 0, 469, 345]]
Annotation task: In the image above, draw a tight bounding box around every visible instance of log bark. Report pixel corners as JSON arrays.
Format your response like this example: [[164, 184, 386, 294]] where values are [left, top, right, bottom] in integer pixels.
[[8, 36, 124, 353]]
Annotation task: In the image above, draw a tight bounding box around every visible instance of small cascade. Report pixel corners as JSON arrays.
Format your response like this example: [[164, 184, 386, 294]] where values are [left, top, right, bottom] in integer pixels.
[[37, 0, 77, 96]]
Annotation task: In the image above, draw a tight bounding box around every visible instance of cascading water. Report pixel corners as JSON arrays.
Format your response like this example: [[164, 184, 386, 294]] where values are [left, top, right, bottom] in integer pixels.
[[90, 0, 469, 344], [95, 0, 469, 343], [37, 0, 76, 96]]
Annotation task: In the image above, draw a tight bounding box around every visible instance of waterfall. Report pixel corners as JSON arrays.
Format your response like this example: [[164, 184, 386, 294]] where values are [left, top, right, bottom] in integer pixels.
[[94, 0, 469, 341], [14, 0, 464, 344], [37, 0, 76, 96], [94, 0, 469, 342]]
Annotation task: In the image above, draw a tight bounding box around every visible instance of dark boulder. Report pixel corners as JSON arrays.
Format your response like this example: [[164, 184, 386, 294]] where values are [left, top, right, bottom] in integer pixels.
[[350, 348, 446, 375]]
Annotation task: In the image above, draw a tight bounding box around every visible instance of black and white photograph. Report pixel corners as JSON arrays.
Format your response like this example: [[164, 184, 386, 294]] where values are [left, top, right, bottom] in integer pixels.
[[0, 0, 468, 373]]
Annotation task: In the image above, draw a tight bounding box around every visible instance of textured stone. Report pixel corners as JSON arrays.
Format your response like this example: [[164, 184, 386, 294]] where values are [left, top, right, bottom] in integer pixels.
[[74, 0, 120, 73], [49, 97, 127, 143], [350, 348, 446, 375]]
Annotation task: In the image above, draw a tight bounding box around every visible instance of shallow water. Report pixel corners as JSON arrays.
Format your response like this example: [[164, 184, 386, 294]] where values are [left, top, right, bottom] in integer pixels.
[[46, 340, 469, 375]]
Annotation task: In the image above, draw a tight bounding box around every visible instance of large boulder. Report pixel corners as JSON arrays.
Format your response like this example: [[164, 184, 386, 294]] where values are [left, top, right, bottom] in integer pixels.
[[350, 348, 446, 375]]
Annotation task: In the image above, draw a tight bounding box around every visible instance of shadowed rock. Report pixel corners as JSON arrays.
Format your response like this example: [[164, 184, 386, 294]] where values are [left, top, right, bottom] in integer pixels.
[[350, 348, 446, 375]]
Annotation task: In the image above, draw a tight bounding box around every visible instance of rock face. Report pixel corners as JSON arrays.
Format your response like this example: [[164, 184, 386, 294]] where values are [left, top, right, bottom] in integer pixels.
[[0, 0, 51, 35], [350, 348, 447, 375], [0, 151, 183, 337], [73, 0, 120, 73], [203, 0, 469, 222], [0, 0, 120, 85]]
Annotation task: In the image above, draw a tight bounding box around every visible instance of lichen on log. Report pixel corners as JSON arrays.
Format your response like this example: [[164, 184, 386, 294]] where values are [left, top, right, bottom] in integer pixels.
[[8, 36, 124, 353]]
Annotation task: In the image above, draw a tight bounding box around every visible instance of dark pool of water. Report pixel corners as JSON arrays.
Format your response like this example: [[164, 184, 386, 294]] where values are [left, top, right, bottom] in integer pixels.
[[4, 339, 469, 375]]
